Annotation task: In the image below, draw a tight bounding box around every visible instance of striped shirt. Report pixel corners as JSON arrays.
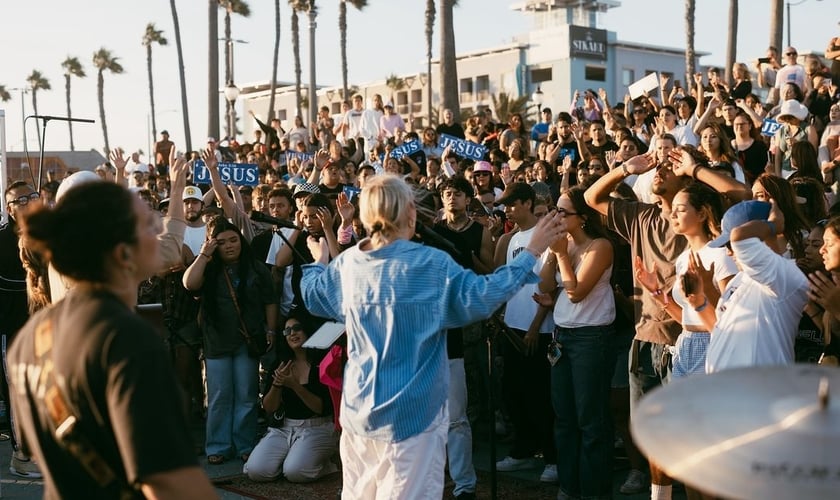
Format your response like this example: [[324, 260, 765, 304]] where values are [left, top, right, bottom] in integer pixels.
[[301, 238, 539, 442]]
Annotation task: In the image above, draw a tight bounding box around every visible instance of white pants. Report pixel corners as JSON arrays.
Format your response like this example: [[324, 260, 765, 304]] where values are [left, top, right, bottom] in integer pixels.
[[243, 417, 338, 483], [448, 358, 477, 495], [340, 405, 448, 500]]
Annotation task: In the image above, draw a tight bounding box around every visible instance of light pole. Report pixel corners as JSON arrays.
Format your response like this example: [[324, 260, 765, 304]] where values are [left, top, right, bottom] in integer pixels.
[[531, 86, 544, 114], [307, 6, 318, 127], [786, 0, 822, 47], [219, 38, 248, 140], [224, 84, 241, 142]]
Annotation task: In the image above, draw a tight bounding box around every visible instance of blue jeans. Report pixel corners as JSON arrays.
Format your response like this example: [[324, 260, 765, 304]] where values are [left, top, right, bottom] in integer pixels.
[[205, 343, 259, 457], [551, 325, 614, 500]]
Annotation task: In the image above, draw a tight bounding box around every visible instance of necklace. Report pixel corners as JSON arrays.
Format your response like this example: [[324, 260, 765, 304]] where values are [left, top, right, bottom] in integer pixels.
[[446, 216, 472, 233]]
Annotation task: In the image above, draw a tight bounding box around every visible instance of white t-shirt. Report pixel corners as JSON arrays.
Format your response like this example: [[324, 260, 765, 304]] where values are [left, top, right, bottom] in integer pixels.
[[266, 228, 296, 315], [183, 224, 207, 256], [774, 64, 806, 92], [503, 227, 555, 334], [671, 245, 737, 328], [705, 238, 808, 373]]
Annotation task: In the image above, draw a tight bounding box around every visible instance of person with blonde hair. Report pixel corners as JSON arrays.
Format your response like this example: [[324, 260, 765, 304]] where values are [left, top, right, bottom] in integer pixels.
[[300, 174, 564, 499]]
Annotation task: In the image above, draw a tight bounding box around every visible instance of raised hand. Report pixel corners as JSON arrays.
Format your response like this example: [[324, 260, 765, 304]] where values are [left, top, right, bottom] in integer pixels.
[[109, 148, 127, 172], [598, 88, 608, 102], [633, 255, 660, 294], [622, 151, 657, 176], [306, 235, 329, 264], [683, 250, 714, 307], [667, 148, 696, 177], [605, 150, 617, 169], [808, 271, 840, 320], [500, 163, 514, 185], [315, 206, 335, 230], [201, 146, 218, 170], [336, 192, 355, 223]]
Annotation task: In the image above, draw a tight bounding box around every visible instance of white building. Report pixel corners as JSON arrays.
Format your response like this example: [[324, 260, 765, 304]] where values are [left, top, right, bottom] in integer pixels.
[[240, 0, 705, 140]]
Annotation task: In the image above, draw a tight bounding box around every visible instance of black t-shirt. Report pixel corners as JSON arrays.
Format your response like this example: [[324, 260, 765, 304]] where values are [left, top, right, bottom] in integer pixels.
[[436, 123, 466, 140], [734, 139, 769, 185], [0, 220, 29, 338], [8, 289, 197, 499], [260, 356, 332, 426], [586, 140, 619, 158]]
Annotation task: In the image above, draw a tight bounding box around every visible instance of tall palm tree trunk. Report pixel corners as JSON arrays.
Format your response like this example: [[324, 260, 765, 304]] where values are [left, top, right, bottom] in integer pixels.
[[147, 43, 158, 140], [292, 9, 302, 118], [65, 74, 75, 151], [685, 0, 696, 95], [208, 0, 220, 140], [31, 91, 42, 147], [725, 0, 738, 85], [770, 0, 783, 52], [308, 7, 317, 126], [97, 70, 109, 154], [339, 0, 348, 101], [224, 8, 233, 137], [170, 0, 193, 152], [425, 0, 435, 126], [439, 0, 459, 116], [268, 0, 280, 121]]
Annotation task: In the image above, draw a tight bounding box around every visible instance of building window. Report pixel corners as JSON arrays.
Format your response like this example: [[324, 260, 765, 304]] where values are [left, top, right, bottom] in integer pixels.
[[460, 78, 474, 103], [476, 75, 490, 101], [396, 91, 409, 115], [331, 103, 342, 114], [531, 68, 553, 83], [411, 89, 423, 113], [622, 68, 635, 87], [277, 109, 288, 121], [585, 66, 606, 82], [661, 71, 674, 88]]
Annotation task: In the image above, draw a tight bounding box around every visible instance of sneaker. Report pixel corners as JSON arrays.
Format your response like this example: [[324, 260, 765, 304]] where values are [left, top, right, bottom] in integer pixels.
[[540, 464, 558, 483], [619, 469, 647, 495], [10, 451, 43, 479], [495, 455, 533, 472]]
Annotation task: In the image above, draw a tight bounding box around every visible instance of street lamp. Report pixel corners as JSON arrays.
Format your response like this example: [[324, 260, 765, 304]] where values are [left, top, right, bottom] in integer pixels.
[[786, 0, 822, 48], [224, 83, 240, 141], [532, 86, 544, 113]]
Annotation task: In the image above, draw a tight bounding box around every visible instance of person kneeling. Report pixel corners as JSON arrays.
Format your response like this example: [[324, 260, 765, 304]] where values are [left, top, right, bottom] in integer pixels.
[[244, 313, 339, 482]]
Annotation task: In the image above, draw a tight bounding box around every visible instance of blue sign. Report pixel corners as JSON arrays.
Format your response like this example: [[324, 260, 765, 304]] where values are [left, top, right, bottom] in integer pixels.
[[760, 119, 782, 137], [390, 140, 422, 159], [438, 134, 487, 161], [193, 161, 259, 186], [285, 151, 314, 164], [343, 185, 361, 202]]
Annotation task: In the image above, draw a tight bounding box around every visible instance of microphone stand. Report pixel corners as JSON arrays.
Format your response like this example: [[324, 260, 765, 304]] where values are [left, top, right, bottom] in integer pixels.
[[29, 115, 95, 192]]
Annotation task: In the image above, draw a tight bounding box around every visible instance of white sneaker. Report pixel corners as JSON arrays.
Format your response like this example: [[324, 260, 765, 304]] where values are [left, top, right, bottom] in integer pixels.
[[540, 464, 558, 483], [10, 450, 42, 479], [619, 468, 647, 495], [495, 455, 533, 471]]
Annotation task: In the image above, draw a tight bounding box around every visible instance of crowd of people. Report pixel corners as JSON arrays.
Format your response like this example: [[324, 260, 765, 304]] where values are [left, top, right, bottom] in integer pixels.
[[2, 40, 840, 500]]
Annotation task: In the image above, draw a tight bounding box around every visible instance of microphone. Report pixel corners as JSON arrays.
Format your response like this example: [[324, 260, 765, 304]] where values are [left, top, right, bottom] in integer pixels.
[[250, 211, 300, 230], [30, 115, 95, 123]]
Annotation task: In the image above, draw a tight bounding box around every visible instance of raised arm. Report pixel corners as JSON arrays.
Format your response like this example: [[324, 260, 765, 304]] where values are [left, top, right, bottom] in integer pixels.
[[668, 148, 751, 202], [109, 148, 129, 188], [584, 152, 656, 216]]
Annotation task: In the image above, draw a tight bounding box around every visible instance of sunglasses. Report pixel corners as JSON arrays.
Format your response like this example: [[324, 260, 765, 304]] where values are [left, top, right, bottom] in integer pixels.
[[7, 192, 40, 206], [473, 171, 491, 176], [786, 52, 797, 56], [556, 207, 579, 216], [283, 324, 305, 336]]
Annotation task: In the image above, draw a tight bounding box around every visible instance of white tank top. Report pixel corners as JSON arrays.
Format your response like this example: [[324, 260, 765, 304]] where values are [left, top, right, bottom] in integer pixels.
[[552, 241, 615, 328]]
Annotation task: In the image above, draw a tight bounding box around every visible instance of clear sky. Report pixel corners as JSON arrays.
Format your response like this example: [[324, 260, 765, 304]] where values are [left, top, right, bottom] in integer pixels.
[[1, 0, 836, 158]]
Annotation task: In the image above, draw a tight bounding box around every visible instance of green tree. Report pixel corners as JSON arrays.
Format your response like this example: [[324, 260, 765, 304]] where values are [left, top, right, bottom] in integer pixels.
[[0, 85, 11, 102], [92, 48, 124, 154], [170, 0, 193, 151], [26, 70, 51, 147], [61, 57, 85, 151], [143, 23, 168, 141], [220, 1, 250, 138], [425, 0, 435, 125], [439, 0, 459, 117], [339, 0, 367, 103], [491, 92, 531, 126], [267, 0, 281, 121], [385, 74, 405, 105]]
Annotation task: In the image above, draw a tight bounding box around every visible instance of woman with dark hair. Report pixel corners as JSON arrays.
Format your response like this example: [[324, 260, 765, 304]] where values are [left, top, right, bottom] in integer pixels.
[[731, 111, 770, 185], [752, 173, 811, 259], [500, 113, 530, 157], [538, 185, 616, 500], [698, 122, 746, 183], [183, 216, 278, 465], [9, 182, 216, 498], [790, 177, 829, 227], [244, 312, 338, 483], [808, 216, 840, 363], [789, 141, 828, 184], [636, 183, 737, 377]]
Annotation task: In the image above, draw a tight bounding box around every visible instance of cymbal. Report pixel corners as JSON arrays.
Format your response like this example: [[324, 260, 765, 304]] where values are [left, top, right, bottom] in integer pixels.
[[631, 365, 840, 500]]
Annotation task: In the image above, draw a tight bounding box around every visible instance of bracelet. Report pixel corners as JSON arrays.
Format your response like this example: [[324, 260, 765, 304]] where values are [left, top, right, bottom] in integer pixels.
[[622, 163, 631, 177], [691, 164, 705, 178], [694, 296, 709, 312], [653, 288, 670, 305], [198, 253, 211, 259]]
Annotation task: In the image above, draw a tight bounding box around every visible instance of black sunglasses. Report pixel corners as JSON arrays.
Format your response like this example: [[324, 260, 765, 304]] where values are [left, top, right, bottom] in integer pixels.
[[7, 192, 40, 206], [283, 324, 305, 336]]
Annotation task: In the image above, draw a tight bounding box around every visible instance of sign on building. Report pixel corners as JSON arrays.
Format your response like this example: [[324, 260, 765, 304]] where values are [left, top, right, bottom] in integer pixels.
[[569, 25, 607, 61]]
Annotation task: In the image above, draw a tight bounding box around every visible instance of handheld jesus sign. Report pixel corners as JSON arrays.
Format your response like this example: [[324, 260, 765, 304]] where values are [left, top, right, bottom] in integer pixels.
[[760, 119, 782, 137], [193, 161, 260, 186], [438, 134, 487, 161]]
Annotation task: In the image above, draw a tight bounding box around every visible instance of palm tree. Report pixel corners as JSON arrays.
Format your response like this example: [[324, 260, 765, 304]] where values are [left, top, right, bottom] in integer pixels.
[[61, 57, 85, 151], [0, 85, 11, 102], [770, 0, 783, 52], [385, 74, 405, 104], [92, 48, 124, 154], [491, 92, 530, 126], [439, 0, 459, 117], [338, 0, 367, 102], [725, 1, 738, 85], [307, 1, 318, 127], [143, 23, 168, 141], [684, 0, 696, 94], [220, 1, 250, 138], [208, 0, 220, 140], [425, 0, 435, 125], [170, 0, 193, 151], [289, 0, 307, 119], [26, 70, 51, 147], [267, 0, 281, 121]]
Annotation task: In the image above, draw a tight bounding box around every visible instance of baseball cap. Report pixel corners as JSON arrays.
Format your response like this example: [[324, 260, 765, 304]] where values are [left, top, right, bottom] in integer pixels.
[[708, 200, 771, 248], [496, 182, 535, 206], [473, 161, 493, 173], [293, 182, 321, 198], [183, 185, 203, 202]]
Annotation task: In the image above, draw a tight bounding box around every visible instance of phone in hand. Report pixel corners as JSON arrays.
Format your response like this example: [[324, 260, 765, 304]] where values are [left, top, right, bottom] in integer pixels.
[[758, 57, 771, 64], [681, 274, 697, 296]]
